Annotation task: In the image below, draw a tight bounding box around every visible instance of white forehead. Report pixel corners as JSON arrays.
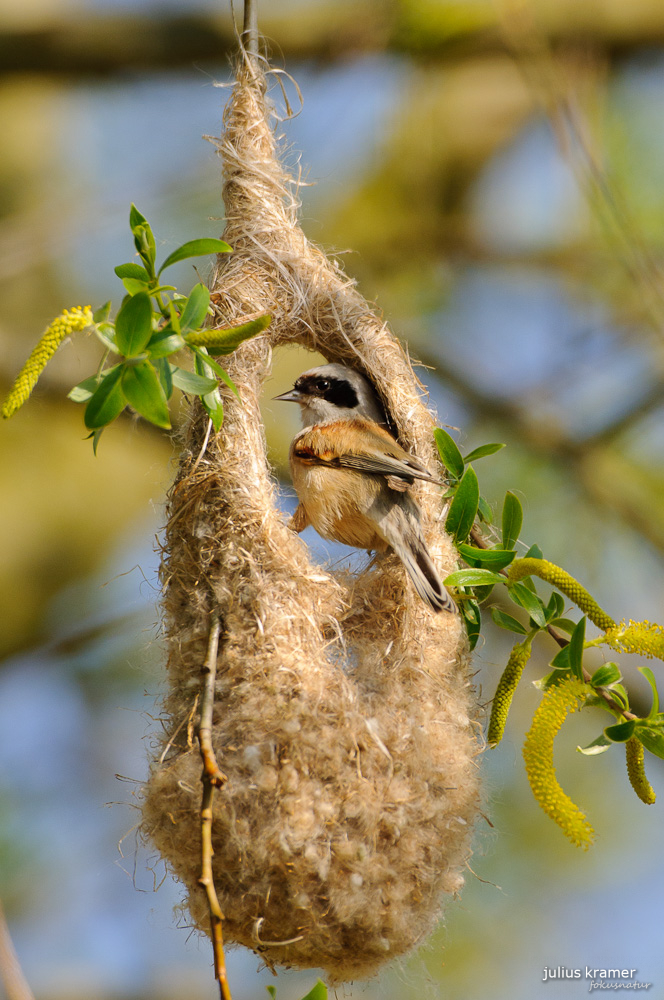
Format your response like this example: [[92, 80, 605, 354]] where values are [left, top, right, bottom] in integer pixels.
[[300, 363, 371, 389]]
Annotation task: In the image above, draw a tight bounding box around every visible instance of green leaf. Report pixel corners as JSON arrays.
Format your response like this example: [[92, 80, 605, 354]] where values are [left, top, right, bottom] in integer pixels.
[[477, 495, 493, 524], [590, 663, 622, 689], [158, 237, 232, 274], [607, 683, 630, 710], [114, 262, 150, 281], [93, 301, 111, 323], [69, 380, 97, 404], [167, 300, 181, 334], [445, 465, 479, 543], [444, 568, 504, 588], [604, 720, 636, 743], [577, 733, 613, 756], [68, 367, 120, 403], [122, 276, 150, 296], [635, 725, 664, 760], [179, 283, 211, 333], [266, 989, 277, 999], [147, 329, 185, 358], [129, 203, 149, 230], [201, 387, 224, 431], [548, 617, 577, 634], [472, 584, 496, 603], [433, 428, 464, 481], [121, 361, 171, 428], [114, 291, 153, 357], [524, 542, 543, 560], [129, 205, 156, 273], [170, 366, 218, 395], [463, 442, 506, 463], [84, 366, 126, 429], [639, 666, 660, 719], [135, 228, 155, 270], [195, 351, 225, 429], [508, 581, 546, 629], [299, 981, 327, 1000], [461, 600, 481, 651], [185, 313, 272, 354], [545, 591, 565, 620], [490, 608, 528, 635], [550, 645, 571, 671], [457, 544, 515, 570], [95, 322, 119, 353], [134, 229, 156, 275], [534, 666, 573, 690], [501, 491, 523, 550], [154, 357, 173, 399], [567, 616, 586, 682], [190, 346, 240, 397], [144, 284, 176, 298], [91, 428, 104, 454]]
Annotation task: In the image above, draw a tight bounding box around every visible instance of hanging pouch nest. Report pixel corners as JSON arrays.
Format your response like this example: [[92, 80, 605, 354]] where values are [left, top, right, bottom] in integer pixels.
[[142, 49, 482, 983]]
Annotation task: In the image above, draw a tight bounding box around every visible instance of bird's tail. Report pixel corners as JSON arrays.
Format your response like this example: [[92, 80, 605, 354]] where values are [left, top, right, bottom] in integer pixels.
[[401, 543, 457, 614], [380, 502, 457, 614]]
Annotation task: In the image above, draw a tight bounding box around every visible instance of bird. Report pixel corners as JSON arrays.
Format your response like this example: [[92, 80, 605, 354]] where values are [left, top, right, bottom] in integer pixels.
[[274, 362, 456, 613]]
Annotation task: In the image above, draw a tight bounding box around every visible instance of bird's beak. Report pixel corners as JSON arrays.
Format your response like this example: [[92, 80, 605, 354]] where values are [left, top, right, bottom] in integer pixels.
[[273, 389, 303, 404]]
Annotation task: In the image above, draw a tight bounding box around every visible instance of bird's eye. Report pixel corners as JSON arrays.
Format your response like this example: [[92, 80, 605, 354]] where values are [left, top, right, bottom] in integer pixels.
[[316, 378, 330, 392]]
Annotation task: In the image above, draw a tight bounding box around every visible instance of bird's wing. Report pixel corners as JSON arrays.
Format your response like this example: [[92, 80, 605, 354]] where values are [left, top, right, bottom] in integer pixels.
[[292, 420, 441, 486]]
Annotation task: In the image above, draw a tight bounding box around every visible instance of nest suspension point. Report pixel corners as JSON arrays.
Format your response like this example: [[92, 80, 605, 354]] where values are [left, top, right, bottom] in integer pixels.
[[141, 39, 482, 983]]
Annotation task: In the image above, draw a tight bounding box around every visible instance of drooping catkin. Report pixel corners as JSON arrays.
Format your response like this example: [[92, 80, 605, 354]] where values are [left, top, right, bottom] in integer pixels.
[[625, 737, 656, 805], [487, 639, 532, 746], [523, 677, 595, 849], [2, 306, 92, 418], [141, 51, 482, 983]]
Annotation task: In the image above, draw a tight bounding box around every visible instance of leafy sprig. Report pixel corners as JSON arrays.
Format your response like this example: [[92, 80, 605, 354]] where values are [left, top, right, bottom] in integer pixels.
[[435, 426, 662, 845], [2, 205, 271, 449]]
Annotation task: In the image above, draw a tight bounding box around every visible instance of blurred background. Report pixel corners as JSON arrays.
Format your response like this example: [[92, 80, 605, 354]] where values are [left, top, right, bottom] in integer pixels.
[[1, 0, 664, 998]]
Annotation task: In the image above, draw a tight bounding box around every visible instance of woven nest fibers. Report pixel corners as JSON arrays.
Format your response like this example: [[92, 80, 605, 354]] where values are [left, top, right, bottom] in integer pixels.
[[141, 53, 482, 983]]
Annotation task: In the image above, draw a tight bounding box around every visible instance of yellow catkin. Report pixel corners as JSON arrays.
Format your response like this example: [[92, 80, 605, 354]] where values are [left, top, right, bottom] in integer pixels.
[[508, 558, 616, 632], [2, 306, 93, 418], [487, 639, 532, 747], [605, 620, 664, 663], [625, 737, 656, 805], [522, 677, 595, 849]]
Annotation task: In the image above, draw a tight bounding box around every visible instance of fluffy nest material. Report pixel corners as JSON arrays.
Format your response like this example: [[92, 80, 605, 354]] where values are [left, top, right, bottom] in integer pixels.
[[141, 49, 482, 983]]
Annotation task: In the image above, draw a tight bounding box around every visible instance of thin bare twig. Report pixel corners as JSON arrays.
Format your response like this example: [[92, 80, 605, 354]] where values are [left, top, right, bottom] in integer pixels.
[[242, 0, 258, 59], [0, 899, 35, 1000], [197, 610, 231, 1000]]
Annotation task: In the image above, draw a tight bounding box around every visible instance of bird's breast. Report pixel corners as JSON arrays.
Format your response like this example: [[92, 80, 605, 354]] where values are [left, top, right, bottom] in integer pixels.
[[289, 457, 387, 551]]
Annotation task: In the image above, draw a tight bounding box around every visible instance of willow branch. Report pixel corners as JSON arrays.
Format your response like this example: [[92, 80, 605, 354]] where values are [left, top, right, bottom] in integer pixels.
[[0, 900, 35, 1000], [468, 527, 636, 721], [197, 610, 231, 1000]]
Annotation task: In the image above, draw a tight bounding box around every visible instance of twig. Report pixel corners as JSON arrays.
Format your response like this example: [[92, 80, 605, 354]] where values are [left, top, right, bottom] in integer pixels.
[[0, 899, 35, 1000], [242, 0, 258, 60], [197, 610, 231, 1000]]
